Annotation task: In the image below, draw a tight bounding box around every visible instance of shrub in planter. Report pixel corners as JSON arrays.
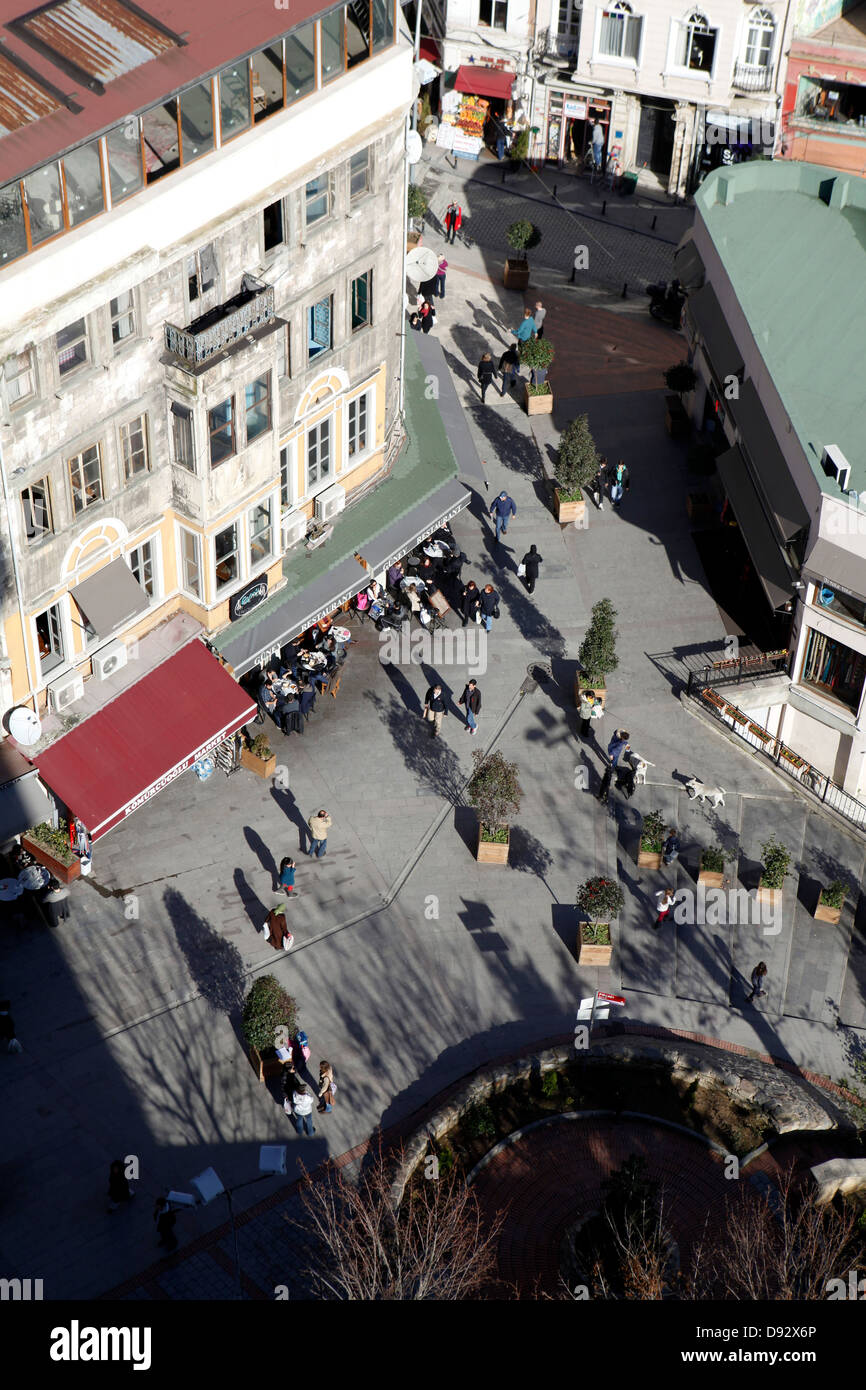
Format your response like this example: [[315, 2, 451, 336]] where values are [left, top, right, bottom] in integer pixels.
[[407, 185, 428, 222], [505, 219, 541, 263], [760, 835, 791, 891], [579, 921, 612, 946], [466, 749, 522, 842], [509, 128, 530, 168], [518, 335, 555, 385], [25, 820, 75, 865], [640, 809, 667, 854], [820, 880, 848, 910], [249, 733, 273, 760], [700, 845, 736, 874], [576, 875, 624, 920], [664, 361, 698, 398], [241, 975, 299, 1054], [527, 383, 552, 397], [555, 413, 600, 503], [463, 1101, 496, 1140], [578, 598, 619, 689]]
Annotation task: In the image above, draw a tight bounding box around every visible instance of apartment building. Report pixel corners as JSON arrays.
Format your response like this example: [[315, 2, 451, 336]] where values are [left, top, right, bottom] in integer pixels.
[[780, 0, 866, 176]]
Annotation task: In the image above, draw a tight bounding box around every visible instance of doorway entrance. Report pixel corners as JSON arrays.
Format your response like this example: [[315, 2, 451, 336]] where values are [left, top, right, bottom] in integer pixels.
[[636, 97, 676, 177]]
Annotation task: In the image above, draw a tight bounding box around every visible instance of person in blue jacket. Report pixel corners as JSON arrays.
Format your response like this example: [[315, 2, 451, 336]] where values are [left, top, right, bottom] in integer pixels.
[[489, 491, 517, 543]]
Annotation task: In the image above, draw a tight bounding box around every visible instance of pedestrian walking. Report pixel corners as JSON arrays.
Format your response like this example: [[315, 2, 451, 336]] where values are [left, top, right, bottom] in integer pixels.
[[461, 579, 481, 627], [153, 1196, 178, 1251], [288, 1083, 316, 1136], [459, 678, 482, 734], [317, 1061, 336, 1113], [489, 490, 517, 542], [596, 765, 613, 803], [423, 682, 448, 738], [444, 200, 462, 244], [654, 889, 677, 929], [292, 1029, 312, 1074], [533, 300, 547, 339], [264, 903, 294, 951], [498, 343, 521, 395], [511, 307, 537, 344], [419, 299, 435, 334], [307, 808, 332, 858], [107, 1159, 135, 1213], [747, 962, 768, 1002], [519, 544, 543, 594], [592, 456, 608, 510], [40, 878, 70, 927], [479, 583, 500, 632], [610, 459, 630, 510], [477, 352, 497, 403], [662, 830, 680, 866], [434, 254, 448, 298], [578, 690, 601, 738], [0, 1000, 21, 1054], [607, 729, 631, 767], [278, 856, 295, 897]]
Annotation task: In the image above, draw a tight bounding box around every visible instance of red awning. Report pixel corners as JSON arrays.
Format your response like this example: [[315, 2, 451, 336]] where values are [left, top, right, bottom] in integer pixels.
[[35, 641, 256, 840], [454, 65, 515, 101], [419, 37, 440, 65]]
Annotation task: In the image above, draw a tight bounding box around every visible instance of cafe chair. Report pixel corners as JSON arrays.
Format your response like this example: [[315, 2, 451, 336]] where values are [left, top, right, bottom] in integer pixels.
[[329, 672, 342, 699]]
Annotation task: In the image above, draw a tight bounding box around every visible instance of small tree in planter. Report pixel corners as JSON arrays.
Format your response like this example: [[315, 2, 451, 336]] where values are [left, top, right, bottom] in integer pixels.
[[663, 362, 695, 439], [638, 809, 667, 869], [407, 185, 428, 245], [504, 219, 540, 289], [554, 413, 600, 523], [664, 361, 698, 399], [815, 879, 848, 924], [576, 598, 618, 706], [699, 844, 736, 888], [242, 974, 299, 1082], [757, 834, 791, 911], [21, 820, 80, 884], [519, 336, 555, 415], [241, 731, 276, 779], [466, 749, 523, 865], [576, 875, 624, 965], [509, 127, 530, 171]]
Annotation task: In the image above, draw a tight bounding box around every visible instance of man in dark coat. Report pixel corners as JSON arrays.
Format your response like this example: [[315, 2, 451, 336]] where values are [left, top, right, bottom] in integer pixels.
[[459, 679, 482, 735], [498, 344, 520, 395], [477, 353, 497, 403], [520, 545, 543, 594], [461, 580, 481, 627], [423, 683, 448, 738], [479, 584, 500, 632]]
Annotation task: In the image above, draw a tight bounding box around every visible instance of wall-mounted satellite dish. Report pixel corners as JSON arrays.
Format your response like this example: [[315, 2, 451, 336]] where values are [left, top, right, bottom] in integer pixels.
[[405, 246, 438, 285], [4, 705, 42, 746], [414, 59, 439, 86], [406, 130, 423, 164]]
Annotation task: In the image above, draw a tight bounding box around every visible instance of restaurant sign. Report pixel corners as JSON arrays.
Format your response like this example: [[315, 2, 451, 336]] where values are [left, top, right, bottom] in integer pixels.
[[229, 576, 269, 622]]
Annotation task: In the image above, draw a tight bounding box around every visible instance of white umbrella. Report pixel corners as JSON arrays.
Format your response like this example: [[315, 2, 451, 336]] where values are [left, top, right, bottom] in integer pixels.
[[0, 877, 23, 901], [406, 246, 439, 286]]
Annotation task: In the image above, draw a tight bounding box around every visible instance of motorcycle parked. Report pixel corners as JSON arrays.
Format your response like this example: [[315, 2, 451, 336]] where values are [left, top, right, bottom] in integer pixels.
[[646, 278, 685, 326]]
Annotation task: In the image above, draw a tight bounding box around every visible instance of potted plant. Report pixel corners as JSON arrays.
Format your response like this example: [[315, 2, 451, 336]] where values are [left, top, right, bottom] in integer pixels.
[[407, 184, 427, 249], [241, 732, 276, 779], [575, 597, 618, 708], [663, 362, 696, 439], [698, 844, 736, 889], [553, 413, 600, 525], [638, 808, 667, 869], [21, 821, 81, 884], [509, 127, 530, 173], [576, 876, 624, 966], [242, 974, 299, 1083], [815, 880, 847, 924], [519, 336, 555, 415], [504, 219, 540, 290], [756, 834, 791, 911], [466, 749, 523, 865]]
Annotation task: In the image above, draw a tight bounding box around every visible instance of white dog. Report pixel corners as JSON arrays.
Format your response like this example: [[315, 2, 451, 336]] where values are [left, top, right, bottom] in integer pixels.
[[684, 776, 726, 808], [628, 753, 655, 786]]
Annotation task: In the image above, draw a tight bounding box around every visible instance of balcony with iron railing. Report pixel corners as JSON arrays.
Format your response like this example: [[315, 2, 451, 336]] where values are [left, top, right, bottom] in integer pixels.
[[732, 60, 772, 92], [164, 275, 280, 373]]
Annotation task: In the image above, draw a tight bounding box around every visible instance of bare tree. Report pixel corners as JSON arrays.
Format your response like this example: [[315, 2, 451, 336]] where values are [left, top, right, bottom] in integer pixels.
[[296, 1146, 504, 1300]]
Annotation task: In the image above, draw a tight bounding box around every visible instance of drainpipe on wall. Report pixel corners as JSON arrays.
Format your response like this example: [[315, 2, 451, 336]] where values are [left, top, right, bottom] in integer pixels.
[[399, 112, 411, 426], [0, 425, 38, 709]]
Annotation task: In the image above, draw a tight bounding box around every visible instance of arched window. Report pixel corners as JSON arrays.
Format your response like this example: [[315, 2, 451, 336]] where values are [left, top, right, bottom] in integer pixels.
[[677, 10, 717, 74], [599, 3, 642, 62], [745, 7, 775, 69]]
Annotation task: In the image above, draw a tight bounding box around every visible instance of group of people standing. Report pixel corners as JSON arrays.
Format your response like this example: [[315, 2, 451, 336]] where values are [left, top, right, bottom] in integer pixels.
[[281, 1031, 337, 1137], [477, 301, 547, 403]]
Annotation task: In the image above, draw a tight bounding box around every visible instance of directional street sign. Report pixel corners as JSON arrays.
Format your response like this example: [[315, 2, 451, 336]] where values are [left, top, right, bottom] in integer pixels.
[[596, 992, 626, 1006]]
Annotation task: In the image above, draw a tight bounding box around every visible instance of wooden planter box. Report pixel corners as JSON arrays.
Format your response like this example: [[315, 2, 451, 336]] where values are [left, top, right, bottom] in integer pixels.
[[249, 1045, 285, 1084], [555, 490, 586, 524], [697, 870, 725, 889], [755, 886, 783, 913], [575, 676, 606, 708], [638, 848, 663, 869], [814, 900, 844, 924], [577, 923, 613, 966], [476, 823, 510, 865], [525, 384, 553, 416], [20, 833, 80, 884], [240, 747, 277, 779], [664, 393, 689, 439], [503, 258, 530, 290]]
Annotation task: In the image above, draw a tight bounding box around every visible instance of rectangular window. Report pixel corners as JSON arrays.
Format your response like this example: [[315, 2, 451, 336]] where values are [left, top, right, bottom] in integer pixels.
[[321, 10, 346, 82], [6, 349, 36, 404], [305, 172, 333, 228], [63, 141, 104, 226], [347, 1, 372, 66], [180, 528, 201, 597], [120, 415, 149, 479], [245, 375, 271, 443], [479, 0, 508, 28], [171, 402, 194, 470], [810, 584, 866, 631], [56, 318, 88, 377], [142, 101, 180, 183], [745, 18, 774, 69], [348, 393, 368, 458], [68, 443, 103, 513], [800, 628, 866, 713], [36, 602, 64, 677], [24, 161, 64, 245], [128, 539, 155, 598], [21, 480, 52, 542], [252, 44, 285, 122], [351, 270, 372, 332], [249, 500, 272, 569], [110, 290, 136, 347], [676, 15, 716, 73], [600, 6, 642, 61], [371, 0, 395, 53], [219, 62, 251, 139], [0, 181, 28, 265], [187, 244, 218, 301], [350, 147, 371, 200], [180, 82, 215, 163], [307, 418, 332, 489], [308, 296, 333, 362], [263, 199, 284, 251], [209, 398, 235, 466], [214, 522, 239, 591], [285, 23, 317, 103], [105, 122, 144, 204], [280, 445, 292, 510]]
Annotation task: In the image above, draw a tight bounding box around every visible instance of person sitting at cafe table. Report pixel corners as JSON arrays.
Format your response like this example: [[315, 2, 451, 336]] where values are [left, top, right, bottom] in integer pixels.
[[387, 559, 404, 591], [258, 671, 281, 723]]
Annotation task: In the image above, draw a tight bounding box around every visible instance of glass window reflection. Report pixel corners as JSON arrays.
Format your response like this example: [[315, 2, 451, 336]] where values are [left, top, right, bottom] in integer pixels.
[[63, 141, 104, 225]]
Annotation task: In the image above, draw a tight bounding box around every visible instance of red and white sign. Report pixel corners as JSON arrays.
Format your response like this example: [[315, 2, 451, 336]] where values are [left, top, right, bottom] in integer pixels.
[[597, 992, 626, 1006]]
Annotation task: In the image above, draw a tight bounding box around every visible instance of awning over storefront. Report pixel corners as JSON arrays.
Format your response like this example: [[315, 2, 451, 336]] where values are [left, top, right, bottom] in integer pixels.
[[454, 65, 514, 100], [413, 331, 487, 493], [728, 380, 810, 542], [673, 228, 705, 290], [418, 37, 440, 65], [70, 557, 150, 638], [688, 284, 744, 381], [34, 641, 255, 840], [804, 535, 866, 600], [716, 446, 795, 610], [0, 740, 49, 846]]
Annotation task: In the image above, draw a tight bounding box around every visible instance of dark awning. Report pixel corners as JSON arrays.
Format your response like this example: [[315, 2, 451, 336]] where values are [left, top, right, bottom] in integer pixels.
[[717, 446, 795, 610], [728, 380, 811, 541], [70, 557, 150, 638], [0, 740, 50, 846], [688, 284, 743, 381], [412, 332, 488, 494], [803, 536, 866, 601], [454, 64, 514, 100], [673, 228, 705, 291]]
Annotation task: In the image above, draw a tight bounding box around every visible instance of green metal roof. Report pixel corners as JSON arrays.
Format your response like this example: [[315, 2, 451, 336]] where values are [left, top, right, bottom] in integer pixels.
[[695, 162, 866, 493]]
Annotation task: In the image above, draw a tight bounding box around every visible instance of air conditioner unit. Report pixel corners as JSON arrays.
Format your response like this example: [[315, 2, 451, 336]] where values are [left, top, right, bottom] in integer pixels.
[[92, 639, 128, 681], [822, 444, 851, 493], [315, 484, 346, 523], [281, 513, 308, 551], [48, 672, 84, 711]]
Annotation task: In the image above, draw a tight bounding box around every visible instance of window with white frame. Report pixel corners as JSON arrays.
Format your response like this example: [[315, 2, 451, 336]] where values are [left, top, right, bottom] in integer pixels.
[[598, 3, 642, 61], [305, 172, 333, 228], [674, 10, 717, 74], [68, 443, 103, 513], [180, 527, 202, 597], [56, 318, 88, 377], [347, 392, 369, 460], [349, 147, 371, 201], [171, 401, 195, 470], [110, 290, 136, 347], [741, 7, 775, 70], [6, 348, 36, 404], [280, 445, 292, 510], [479, 0, 508, 28], [245, 374, 271, 442], [249, 500, 272, 569], [307, 417, 332, 490], [36, 601, 65, 677], [128, 538, 156, 598], [214, 522, 239, 591], [120, 414, 149, 479]]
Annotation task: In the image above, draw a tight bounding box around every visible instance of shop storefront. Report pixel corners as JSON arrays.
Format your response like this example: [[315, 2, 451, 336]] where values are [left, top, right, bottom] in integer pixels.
[[539, 87, 612, 166], [438, 64, 515, 161], [692, 108, 775, 190]]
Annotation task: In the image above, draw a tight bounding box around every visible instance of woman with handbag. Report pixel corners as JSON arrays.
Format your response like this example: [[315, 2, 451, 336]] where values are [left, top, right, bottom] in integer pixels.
[[317, 1061, 336, 1113], [518, 545, 543, 594]]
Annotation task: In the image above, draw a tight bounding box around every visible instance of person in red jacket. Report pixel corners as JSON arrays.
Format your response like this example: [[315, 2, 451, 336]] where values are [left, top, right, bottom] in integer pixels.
[[444, 201, 462, 244]]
